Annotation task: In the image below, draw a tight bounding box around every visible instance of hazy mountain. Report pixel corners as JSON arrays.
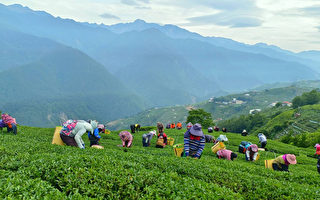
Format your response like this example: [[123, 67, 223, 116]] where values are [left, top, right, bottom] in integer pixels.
[[0, 29, 146, 127], [0, 27, 63, 71], [103, 19, 320, 73], [0, 3, 117, 57], [298, 50, 320, 63]]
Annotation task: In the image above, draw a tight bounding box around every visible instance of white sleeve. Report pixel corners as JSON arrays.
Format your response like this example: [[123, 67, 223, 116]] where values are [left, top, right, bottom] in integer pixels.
[[74, 128, 86, 148], [253, 152, 258, 161]]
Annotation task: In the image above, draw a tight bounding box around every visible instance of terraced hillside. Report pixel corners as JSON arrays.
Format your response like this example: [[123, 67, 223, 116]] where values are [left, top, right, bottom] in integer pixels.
[[108, 85, 314, 130], [0, 126, 319, 199], [255, 104, 320, 139]]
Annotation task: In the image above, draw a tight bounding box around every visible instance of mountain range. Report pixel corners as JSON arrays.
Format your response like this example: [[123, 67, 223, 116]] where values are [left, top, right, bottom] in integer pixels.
[[0, 3, 319, 127]]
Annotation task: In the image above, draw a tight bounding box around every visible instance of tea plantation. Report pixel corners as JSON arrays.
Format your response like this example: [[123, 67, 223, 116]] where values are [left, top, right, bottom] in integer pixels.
[[0, 126, 319, 199]]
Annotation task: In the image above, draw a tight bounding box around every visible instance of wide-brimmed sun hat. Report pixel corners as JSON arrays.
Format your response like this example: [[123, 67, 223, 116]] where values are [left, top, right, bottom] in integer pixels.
[[189, 123, 204, 137], [97, 124, 105, 129], [250, 144, 258, 152], [286, 154, 297, 165]]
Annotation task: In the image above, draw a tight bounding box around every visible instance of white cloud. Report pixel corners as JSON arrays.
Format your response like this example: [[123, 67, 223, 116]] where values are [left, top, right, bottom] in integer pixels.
[[99, 13, 120, 20], [0, 0, 319, 52]]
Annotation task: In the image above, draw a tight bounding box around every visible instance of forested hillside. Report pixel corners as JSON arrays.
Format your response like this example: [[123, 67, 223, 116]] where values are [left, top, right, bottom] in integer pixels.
[[219, 90, 320, 147], [108, 84, 317, 130]]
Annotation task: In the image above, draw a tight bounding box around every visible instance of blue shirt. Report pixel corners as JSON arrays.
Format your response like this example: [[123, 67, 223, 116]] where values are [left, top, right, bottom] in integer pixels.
[[88, 128, 101, 139]]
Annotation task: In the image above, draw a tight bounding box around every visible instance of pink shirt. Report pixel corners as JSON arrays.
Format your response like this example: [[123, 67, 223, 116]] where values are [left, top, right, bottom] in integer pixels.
[[119, 131, 133, 147], [1, 114, 16, 124], [315, 144, 320, 155], [217, 149, 232, 160]]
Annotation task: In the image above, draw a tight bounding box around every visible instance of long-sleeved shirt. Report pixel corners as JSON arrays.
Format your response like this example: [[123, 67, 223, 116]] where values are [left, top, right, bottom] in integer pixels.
[[315, 144, 320, 156], [73, 121, 93, 149], [273, 155, 289, 168], [245, 145, 258, 161], [88, 128, 101, 140], [142, 132, 154, 143], [184, 131, 205, 158], [119, 131, 133, 147], [157, 133, 167, 145], [259, 135, 267, 143], [0, 120, 6, 128], [217, 149, 232, 160], [1, 114, 16, 124]]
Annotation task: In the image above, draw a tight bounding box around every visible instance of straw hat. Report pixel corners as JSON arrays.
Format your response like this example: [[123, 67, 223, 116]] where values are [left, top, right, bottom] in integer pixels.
[[286, 154, 297, 165]]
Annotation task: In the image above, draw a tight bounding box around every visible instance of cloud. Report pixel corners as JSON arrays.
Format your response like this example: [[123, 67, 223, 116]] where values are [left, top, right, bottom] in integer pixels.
[[187, 13, 263, 28], [280, 5, 320, 17], [195, 0, 258, 11], [135, 6, 151, 10], [99, 13, 120, 20], [181, 0, 262, 28], [137, 0, 149, 3], [121, 0, 138, 6], [121, 0, 149, 6], [299, 5, 320, 16], [317, 26, 320, 32]]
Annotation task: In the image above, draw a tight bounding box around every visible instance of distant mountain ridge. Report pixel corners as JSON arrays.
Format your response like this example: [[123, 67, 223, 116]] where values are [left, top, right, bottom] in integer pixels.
[[102, 19, 320, 73], [0, 3, 319, 127]]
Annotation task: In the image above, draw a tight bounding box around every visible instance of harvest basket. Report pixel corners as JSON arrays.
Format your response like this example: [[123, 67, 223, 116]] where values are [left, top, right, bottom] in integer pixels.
[[211, 142, 226, 153], [173, 144, 184, 157], [264, 159, 274, 170], [52, 126, 64, 146], [167, 137, 175, 146]]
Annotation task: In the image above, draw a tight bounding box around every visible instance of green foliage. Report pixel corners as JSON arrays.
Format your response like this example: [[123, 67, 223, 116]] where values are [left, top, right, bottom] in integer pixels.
[[275, 102, 282, 107], [218, 107, 286, 135], [281, 131, 320, 148], [186, 109, 214, 129], [0, 126, 319, 199], [292, 89, 320, 108], [139, 126, 157, 131], [110, 85, 314, 130]]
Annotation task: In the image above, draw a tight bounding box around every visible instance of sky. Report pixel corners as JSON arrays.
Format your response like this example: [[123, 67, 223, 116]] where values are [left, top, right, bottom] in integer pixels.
[[1, 0, 320, 52]]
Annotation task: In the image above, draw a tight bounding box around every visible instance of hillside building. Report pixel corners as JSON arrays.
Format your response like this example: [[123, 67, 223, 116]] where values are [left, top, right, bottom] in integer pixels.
[[249, 109, 261, 114]]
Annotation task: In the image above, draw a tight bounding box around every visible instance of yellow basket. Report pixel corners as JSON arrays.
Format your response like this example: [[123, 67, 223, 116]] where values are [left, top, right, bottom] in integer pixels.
[[211, 142, 226, 153], [105, 129, 111, 134], [173, 144, 184, 157], [264, 159, 274, 170], [167, 137, 175, 146], [52, 126, 65, 146], [256, 153, 260, 161]]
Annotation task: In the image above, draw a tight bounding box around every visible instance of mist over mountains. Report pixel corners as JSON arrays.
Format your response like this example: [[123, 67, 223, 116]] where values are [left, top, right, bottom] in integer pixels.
[[0, 3, 319, 127]]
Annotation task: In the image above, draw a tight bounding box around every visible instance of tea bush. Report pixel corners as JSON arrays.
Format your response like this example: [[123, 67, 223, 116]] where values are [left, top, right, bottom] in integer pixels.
[[0, 126, 319, 199]]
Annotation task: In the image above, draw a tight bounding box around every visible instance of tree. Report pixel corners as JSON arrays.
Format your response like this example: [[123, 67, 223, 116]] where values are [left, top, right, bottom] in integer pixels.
[[302, 89, 320, 105], [186, 109, 214, 129], [293, 90, 320, 108]]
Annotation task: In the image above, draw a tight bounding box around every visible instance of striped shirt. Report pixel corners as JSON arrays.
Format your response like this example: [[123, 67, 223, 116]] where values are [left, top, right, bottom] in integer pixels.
[[184, 131, 205, 158]]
